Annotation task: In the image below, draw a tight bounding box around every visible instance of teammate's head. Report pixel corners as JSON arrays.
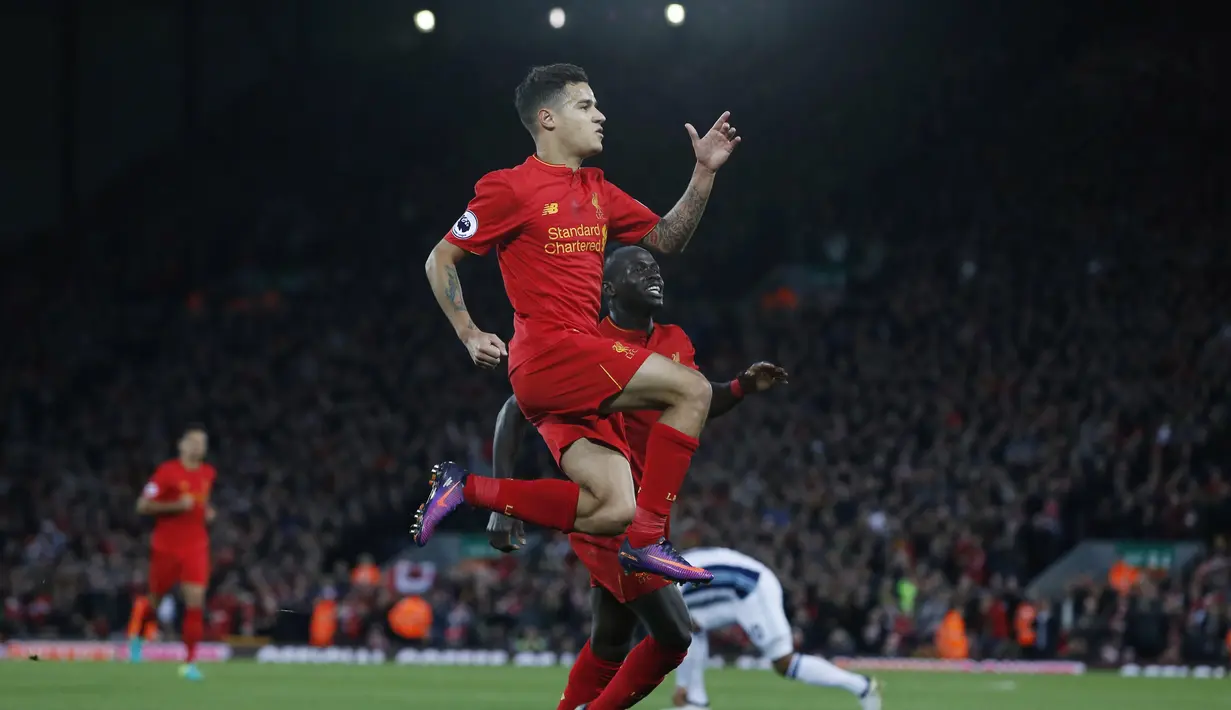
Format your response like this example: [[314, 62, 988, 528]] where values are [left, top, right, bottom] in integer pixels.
[[179, 424, 208, 461], [603, 246, 664, 314], [514, 64, 605, 159]]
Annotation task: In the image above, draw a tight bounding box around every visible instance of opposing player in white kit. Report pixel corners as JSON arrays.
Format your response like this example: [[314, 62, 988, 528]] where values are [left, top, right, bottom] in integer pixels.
[[668, 547, 882, 710]]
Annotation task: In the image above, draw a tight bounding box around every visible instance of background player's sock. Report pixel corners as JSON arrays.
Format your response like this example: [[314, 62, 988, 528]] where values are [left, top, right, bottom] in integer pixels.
[[585, 637, 687, 710], [556, 641, 623, 710], [785, 653, 871, 696], [463, 476, 580, 532], [674, 632, 710, 707], [182, 608, 204, 663], [626, 423, 698, 547]]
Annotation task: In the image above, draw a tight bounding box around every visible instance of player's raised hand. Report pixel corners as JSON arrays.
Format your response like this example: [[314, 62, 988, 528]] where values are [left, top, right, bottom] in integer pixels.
[[687, 111, 741, 173], [486, 512, 526, 553], [740, 361, 788, 393], [462, 328, 507, 369], [177, 493, 196, 512]]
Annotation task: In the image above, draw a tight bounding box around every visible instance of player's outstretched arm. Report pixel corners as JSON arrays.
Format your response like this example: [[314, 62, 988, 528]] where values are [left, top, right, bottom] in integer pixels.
[[641, 166, 715, 255], [487, 395, 529, 552], [425, 239, 507, 369], [641, 111, 741, 255], [707, 362, 789, 419], [135, 495, 193, 516]]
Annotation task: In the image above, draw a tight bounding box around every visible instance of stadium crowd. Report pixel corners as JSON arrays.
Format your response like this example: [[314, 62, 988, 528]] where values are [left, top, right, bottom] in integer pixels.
[[2, 22, 1229, 668]]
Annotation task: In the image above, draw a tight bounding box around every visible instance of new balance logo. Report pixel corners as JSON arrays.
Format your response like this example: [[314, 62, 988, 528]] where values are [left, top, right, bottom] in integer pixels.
[[666, 492, 677, 502], [542, 202, 559, 215]]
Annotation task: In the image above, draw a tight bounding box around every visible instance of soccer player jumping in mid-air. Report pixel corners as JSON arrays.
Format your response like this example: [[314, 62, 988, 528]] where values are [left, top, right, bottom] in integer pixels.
[[488, 245, 790, 710], [130, 424, 217, 680], [416, 63, 741, 583]]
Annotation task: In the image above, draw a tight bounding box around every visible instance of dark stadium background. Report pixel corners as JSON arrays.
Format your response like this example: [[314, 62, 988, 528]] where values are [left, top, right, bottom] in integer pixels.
[[1, 0, 1228, 670]]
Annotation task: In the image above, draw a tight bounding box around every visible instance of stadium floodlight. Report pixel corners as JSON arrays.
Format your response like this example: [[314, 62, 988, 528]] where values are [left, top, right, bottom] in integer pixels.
[[549, 7, 566, 29], [665, 3, 685, 26], [414, 9, 436, 33]]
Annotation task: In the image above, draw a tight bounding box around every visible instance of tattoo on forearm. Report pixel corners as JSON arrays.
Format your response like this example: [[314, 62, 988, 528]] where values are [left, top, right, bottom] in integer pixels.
[[644, 182, 710, 253], [444, 265, 467, 312]]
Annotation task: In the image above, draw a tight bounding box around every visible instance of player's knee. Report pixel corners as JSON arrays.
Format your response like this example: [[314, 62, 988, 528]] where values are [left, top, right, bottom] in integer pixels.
[[590, 638, 631, 663], [654, 619, 692, 652], [590, 497, 635, 535], [181, 585, 206, 608], [771, 654, 795, 676], [676, 369, 711, 412]]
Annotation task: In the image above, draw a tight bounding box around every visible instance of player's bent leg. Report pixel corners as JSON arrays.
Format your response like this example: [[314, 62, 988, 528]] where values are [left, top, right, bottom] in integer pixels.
[[773, 651, 879, 709], [626, 585, 691, 651], [559, 439, 637, 536], [601, 353, 711, 436], [589, 589, 639, 660], [584, 636, 689, 710], [558, 587, 641, 710], [582, 584, 692, 710], [136, 550, 178, 663], [604, 354, 712, 561], [411, 460, 587, 545]]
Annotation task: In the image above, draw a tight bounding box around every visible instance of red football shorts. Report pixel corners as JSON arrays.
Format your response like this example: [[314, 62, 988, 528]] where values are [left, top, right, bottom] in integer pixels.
[[569, 533, 672, 604], [149, 545, 210, 596], [510, 330, 652, 464]]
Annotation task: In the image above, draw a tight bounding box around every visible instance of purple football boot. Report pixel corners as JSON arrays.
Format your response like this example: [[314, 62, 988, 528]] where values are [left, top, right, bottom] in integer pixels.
[[409, 462, 468, 547], [617, 537, 713, 584]]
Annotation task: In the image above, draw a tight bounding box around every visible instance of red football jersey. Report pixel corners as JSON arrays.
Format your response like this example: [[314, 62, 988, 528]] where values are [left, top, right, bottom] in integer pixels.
[[596, 317, 699, 483], [142, 459, 215, 551], [444, 156, 660, 372]]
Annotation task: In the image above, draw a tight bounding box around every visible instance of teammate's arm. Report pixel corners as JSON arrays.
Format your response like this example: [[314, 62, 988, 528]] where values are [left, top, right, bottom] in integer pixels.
[[707, 378, 748, 419], [708, 362, 789, 419], [487, 395, 530, 552]]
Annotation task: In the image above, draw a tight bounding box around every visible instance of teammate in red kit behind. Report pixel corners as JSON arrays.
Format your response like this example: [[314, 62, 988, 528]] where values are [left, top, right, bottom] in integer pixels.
[[417, 63, 742, 584], [489, 246, 788, 710], [129, 424, 216, 680]]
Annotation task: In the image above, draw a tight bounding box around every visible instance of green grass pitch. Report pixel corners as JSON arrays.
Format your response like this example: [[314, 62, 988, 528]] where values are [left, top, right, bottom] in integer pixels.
[[0, 662, 1227, 710]]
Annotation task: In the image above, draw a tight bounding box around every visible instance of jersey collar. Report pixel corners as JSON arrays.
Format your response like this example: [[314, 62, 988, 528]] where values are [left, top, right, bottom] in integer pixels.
[[603, 316, 653, 342], [527, 154, 577, 176]]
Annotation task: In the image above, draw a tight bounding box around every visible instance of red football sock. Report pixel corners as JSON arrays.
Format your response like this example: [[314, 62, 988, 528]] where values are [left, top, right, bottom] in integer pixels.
[[626, 423, 698, 547], [182, 607, 204, 663], [463, 476, 579, 533], [585, 637, 688, 710], [556, 641, 624, 710]]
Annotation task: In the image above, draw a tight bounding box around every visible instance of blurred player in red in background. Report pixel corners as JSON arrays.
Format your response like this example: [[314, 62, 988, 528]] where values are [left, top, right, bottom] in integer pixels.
[[128, 424, 216, 681], [416, 63, 742, 585], [489, 246, 788, 710]]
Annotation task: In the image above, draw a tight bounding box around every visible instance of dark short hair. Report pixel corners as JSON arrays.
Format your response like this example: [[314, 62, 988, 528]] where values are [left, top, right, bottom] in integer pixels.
[[514, 63, 589, 132], [604, 245, 647, 282], [183, 423, 207, 437]]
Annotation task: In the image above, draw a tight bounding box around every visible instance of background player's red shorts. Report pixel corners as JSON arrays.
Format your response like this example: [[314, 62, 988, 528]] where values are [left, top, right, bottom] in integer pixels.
[[149, 545, 210, 596], [569, 533, 672, 604], [510, 330, 652, 464]]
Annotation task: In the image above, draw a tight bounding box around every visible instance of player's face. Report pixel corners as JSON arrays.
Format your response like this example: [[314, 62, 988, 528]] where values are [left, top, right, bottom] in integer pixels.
[[615, 250, 664, 310], [179, 431, 208, 460], [554, 83, 606, 158]]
